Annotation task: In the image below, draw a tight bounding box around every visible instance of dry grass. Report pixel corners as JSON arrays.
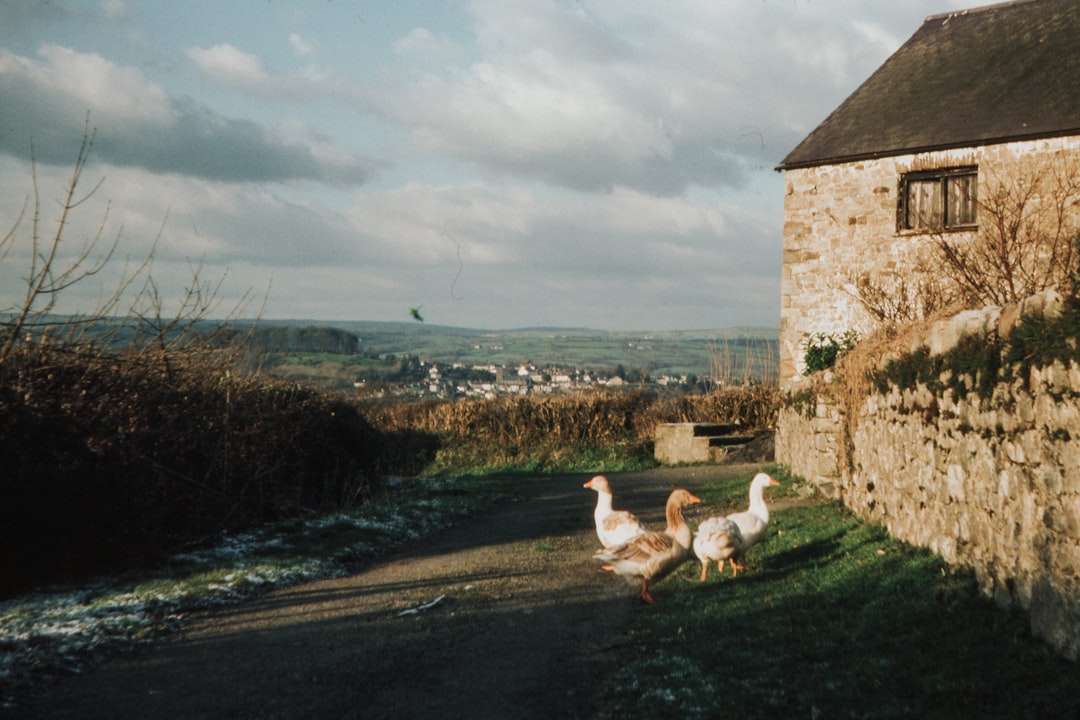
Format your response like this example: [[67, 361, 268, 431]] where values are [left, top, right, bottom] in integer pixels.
[[359, 385, 782, 473]]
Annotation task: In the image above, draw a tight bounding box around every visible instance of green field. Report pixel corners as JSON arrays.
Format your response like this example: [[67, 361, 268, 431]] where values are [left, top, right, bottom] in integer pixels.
[[262, 320, 779, 383]]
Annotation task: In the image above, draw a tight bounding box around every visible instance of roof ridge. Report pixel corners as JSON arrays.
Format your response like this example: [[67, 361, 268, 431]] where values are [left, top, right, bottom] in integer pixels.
[[925, 0, 1041, 23], [778, 0, 1080, 171]]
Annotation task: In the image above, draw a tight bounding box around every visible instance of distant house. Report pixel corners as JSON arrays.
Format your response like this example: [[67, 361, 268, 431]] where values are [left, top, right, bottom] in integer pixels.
[[775, 0, 1080, 384]]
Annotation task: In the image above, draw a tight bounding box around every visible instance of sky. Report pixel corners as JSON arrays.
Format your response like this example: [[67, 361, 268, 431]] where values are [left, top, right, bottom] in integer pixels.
[[0, 0, 969, 331]]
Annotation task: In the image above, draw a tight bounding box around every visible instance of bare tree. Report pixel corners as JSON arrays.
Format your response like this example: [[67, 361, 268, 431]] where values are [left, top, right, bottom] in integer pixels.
[[847, 152, 1080, 328], [934, 154, 1080, 307], [0, 117, 136, 362], [125, 257, 262, 379], [845, 260, 956, 326], [0, 114, 263, 368]]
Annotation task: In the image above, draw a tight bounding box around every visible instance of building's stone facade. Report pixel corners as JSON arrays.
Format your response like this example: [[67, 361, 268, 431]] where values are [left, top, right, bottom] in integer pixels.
[[780, 136, 1080, 385]]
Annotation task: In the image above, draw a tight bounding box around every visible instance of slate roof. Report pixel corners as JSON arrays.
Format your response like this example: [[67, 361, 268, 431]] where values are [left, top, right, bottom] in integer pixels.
[[778, 0, 1080, 170]]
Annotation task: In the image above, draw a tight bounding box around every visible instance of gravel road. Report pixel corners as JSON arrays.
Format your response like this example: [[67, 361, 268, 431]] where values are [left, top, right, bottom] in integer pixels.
[[18, 465, 762, 720]]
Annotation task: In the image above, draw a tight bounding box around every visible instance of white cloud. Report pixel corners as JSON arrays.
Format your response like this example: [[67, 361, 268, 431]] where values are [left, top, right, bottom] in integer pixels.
[[185, 41, 361, 106], [289, 32, 315, 57], [0, 45, 375, 185], [365, 2, 777, 194], [3, 43, 172, 125], [187, 43, 273, 93], [363, 1, 934, 196]]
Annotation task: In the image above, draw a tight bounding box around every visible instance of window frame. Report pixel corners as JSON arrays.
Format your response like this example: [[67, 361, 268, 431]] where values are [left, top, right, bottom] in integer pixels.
[[897, 166, 978, 233]]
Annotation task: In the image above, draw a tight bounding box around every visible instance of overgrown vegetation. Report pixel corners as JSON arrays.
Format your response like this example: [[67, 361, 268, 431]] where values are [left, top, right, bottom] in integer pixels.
[[802, 155, 1080, 476], [599, 469, 1080, 719], [870, 332, 1006, 401], [938, 158, 1080, 309], [0, 124, 386, 598], [803, 245, 1080, 479], [0, 128, 781, 597], [0, 346, 387, 597], [1005, 292, 1080, 381], [358, 384, 781, 475], [801, 329, 860, 374]]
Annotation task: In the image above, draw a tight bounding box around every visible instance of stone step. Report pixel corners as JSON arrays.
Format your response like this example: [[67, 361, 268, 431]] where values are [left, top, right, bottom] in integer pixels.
[[654, 422, 751, 464], [684, 422, 741, 437], [705, 434, 756, 447]]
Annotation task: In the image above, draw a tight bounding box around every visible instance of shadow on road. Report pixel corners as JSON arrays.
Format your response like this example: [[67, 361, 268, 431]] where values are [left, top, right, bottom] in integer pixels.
[[16, 465, 762, 720]]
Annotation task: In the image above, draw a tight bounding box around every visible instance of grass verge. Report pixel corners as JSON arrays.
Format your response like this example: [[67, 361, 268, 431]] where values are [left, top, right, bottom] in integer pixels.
[[598, 468, 1080, 720]]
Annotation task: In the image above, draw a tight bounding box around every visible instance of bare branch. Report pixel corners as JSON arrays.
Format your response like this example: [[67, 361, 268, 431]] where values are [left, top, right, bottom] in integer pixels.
[[931, 153, 1080, 309], [2, 113, 264, 368]]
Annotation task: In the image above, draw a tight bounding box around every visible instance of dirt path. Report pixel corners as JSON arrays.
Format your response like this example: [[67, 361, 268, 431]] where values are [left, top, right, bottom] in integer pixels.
[[17, 465, 762, 720]]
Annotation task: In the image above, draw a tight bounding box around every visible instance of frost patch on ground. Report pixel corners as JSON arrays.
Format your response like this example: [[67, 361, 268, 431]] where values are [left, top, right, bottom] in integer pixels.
[[599, 651, 715, 718], [0, 476, 488, 710]]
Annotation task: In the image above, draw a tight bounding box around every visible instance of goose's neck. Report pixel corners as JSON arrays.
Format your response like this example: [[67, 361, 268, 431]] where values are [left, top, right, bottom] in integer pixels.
[[665, 502, 687, 533], [668, 506, 692, 549], [594, 492, 614, 517], [748, 486, 770, 524]]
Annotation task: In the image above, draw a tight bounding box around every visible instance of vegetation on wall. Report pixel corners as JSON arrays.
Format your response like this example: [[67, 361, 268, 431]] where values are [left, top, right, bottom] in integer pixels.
[[802, 329, 860, 374], [870, 334, 1004, 401], [1006, 294, 1080, 382], [798, 152, 1080, 475], [866, 265, 1080, 403], [795, 282, 1079, 479]]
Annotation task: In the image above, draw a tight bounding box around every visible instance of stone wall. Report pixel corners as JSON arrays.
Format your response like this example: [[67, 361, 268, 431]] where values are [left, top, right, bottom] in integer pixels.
[[773, 388, 843, 498], [776, 290, 1080, 659], [780, 136, 1080, 386]]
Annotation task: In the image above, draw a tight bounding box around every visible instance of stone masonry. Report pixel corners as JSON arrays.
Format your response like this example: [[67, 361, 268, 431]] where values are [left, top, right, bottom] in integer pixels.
[[776, 290, 1080, 659], [780, 136, 1080, 385]]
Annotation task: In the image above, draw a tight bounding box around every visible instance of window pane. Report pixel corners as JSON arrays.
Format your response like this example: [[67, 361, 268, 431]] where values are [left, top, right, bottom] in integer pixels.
[[947, 173, 977, 226], [907, 178, 942, 230]]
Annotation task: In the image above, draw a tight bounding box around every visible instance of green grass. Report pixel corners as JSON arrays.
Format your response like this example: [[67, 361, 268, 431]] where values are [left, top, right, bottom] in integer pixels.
[[422, 440, 658, 477], [598, 469, 1080, 719]]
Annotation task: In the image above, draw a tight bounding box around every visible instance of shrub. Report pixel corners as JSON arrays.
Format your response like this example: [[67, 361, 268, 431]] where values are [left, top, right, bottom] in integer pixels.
[[0, 345, 386, 597], [802, 330, 860, 374]]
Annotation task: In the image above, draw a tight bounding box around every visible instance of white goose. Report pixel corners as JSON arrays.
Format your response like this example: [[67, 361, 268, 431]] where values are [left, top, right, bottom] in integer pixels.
[[693, 472, 779, 581], [594, 488, 701, 604], [583, 475, 648, 549]]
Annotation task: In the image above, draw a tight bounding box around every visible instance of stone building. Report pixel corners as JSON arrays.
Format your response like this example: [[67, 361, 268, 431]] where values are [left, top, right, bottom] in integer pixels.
[[775, 0, 1080, 385]]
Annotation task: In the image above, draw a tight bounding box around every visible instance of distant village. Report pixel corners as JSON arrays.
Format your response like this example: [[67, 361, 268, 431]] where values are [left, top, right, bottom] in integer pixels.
[[354, 360, 699, 401], [245, 324, 770, 399]]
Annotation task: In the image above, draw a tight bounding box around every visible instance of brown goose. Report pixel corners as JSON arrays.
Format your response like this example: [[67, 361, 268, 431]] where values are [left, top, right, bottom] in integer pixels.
[[593, 488, 701, 604]]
